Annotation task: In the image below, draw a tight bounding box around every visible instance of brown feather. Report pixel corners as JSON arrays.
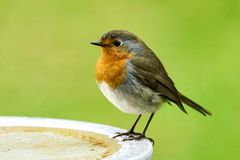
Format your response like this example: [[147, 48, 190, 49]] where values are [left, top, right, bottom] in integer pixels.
[[130, 56, 187, 114], [179, 93, 212, 116], [129, 49, 210, 115]]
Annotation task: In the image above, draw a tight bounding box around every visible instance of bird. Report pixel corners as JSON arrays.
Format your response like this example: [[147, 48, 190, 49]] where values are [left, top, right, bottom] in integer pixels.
[[91, 30, 211, 144]]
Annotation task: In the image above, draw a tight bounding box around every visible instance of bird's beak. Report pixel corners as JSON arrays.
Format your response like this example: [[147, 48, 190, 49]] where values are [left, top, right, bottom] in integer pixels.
[[90, 41, 108, 47]]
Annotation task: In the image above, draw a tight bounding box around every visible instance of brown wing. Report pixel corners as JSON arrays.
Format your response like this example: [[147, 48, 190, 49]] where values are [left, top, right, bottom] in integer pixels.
[[129, 55, 187, 114], [129, 48, 211, 116]]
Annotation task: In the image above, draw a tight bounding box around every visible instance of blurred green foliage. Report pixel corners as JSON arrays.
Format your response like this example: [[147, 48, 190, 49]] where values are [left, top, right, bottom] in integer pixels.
[[0, 0, 239, 159]]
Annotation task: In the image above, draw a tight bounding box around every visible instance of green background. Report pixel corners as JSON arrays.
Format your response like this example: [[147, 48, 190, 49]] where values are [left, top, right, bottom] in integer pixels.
[[0, 0, 239, 159]]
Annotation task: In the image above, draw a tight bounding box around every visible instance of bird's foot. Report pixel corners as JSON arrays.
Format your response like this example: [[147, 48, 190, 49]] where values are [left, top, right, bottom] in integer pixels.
[[122, 134, 155, 145], [113, 130, 141, 138]]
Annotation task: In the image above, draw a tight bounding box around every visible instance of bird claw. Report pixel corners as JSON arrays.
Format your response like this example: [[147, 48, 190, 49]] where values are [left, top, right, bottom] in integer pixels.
[[113, 131, 154, 145], [112, 131, 141, 138], [123, 134, 155, 145]]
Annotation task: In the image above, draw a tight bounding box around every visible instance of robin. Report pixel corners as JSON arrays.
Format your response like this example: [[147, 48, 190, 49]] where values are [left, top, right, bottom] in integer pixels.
[[91, 30, 211, 144]]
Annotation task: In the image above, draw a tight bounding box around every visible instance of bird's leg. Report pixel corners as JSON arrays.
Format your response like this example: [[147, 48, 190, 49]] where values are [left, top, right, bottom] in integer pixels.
[[123, 113, 155, 145], [139, 112, 155, 144], [113, 114, 142, 138], [142, 113, 154, 136], [127, 114, 142, 134]]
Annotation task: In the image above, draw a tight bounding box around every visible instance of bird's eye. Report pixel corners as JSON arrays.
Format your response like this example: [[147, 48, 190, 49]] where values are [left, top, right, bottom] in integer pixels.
[[113, 40, 122, 47]]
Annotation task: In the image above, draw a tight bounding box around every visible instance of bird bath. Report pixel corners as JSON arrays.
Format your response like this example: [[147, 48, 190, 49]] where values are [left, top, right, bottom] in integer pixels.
[[0, 117, 153, 160]]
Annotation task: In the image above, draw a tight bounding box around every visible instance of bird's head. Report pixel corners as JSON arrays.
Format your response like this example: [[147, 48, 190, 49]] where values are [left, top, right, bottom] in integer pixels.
[[91, 30, 146, 57]]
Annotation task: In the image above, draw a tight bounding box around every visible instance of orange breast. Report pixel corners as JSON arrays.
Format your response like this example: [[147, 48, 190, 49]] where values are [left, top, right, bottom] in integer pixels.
[[96, 49, 132, 89]]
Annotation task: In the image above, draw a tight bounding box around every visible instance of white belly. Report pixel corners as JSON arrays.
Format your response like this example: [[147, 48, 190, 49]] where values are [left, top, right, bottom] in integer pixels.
[[98, 82, 162, 114]]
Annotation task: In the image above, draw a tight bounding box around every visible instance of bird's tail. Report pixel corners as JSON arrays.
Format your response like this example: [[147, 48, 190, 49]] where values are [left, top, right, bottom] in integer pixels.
[[179, 93, 212, 116]]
